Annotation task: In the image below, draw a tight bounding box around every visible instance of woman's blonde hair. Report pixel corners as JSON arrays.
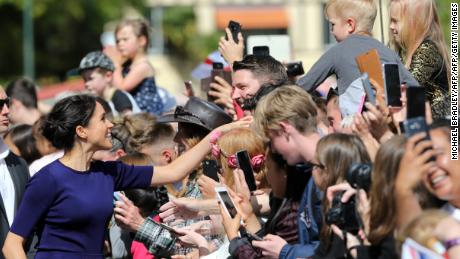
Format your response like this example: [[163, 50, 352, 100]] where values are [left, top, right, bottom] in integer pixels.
[[118, 152, 153, 166], [216, 128, 268, 190], [390, 0, 450, 72], [110, 113, 158, 154], [398, 209, 450, 253], [325, 0, 377, 34]]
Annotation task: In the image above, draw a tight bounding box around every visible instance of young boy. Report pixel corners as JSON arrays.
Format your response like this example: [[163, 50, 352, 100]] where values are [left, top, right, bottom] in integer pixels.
[[79, 51, 140, 117], [297, 0, 418, 115], [251, 85, 323, 259]]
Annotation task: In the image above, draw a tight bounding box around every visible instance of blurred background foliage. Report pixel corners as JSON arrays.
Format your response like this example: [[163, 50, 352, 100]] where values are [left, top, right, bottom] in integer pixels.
[[0, 0, 220, 85]]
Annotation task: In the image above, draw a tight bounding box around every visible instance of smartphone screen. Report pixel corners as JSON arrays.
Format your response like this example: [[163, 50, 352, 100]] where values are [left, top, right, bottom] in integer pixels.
[[236, 150, 257, 192], [406, 86, 425, 119], [253, 46, 270, 56], [217, 189, 238, 218], [203, 159, 220, 182], [382, 63, 402, 107]]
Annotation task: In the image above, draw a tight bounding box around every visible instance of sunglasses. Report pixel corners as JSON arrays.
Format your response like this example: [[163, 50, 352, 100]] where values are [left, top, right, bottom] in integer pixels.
[[0, 98, 10, 108]]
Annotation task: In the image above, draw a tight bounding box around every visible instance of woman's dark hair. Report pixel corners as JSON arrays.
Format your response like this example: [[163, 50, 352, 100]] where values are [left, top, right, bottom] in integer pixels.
[[5, 124, 41, 164], [42, 95, 101, 151], [124, 188, 167, 217]]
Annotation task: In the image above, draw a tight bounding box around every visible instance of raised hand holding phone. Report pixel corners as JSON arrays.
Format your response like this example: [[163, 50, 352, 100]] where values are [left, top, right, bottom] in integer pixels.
[[226, 20, 242, 44], [215, 186, 238, 218], [219, 21, 244, 65]]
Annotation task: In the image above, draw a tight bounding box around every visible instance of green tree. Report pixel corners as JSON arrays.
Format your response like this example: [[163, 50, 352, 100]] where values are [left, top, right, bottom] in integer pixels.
[[0, 0, 147, 84]]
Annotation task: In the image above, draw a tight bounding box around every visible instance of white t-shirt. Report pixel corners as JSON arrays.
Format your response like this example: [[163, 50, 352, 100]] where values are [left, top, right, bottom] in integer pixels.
[[29, 151, 64, 176]]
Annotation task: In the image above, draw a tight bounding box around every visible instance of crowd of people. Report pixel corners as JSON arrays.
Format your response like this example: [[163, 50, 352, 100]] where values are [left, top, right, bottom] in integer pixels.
[[0, 0, 456, 258]]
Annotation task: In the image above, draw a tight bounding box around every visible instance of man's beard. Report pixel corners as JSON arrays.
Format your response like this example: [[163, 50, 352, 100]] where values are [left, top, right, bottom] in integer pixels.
[[241, 84, 281, 111]]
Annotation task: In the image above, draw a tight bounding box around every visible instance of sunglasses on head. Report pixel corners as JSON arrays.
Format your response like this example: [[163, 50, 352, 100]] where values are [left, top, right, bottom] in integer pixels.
[[0, 98, 10, 108]]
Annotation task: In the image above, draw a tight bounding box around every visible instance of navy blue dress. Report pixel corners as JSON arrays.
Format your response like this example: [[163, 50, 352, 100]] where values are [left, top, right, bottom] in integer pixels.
[[122, 65, 164, 115], [11, 160, 153, 259]]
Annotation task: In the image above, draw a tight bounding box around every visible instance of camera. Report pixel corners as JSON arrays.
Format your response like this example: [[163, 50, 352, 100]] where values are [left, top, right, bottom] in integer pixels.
[[286, 62, 305, 77], [346, 163, 372, 192], [325, 191, 360, 234]]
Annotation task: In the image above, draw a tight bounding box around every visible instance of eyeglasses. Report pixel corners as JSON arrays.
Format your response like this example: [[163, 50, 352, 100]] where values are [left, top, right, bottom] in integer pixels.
[[0, 98, 10, 108], [311, 162, 325, 170]]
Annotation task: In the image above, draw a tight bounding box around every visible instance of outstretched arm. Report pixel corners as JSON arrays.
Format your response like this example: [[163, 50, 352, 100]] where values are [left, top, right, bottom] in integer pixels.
[[151, 118, 252, 186]]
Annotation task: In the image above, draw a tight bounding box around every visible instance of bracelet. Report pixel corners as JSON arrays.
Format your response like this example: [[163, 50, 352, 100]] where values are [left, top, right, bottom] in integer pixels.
[[445, 237, 460, 250], [209, 129, 223, 144]]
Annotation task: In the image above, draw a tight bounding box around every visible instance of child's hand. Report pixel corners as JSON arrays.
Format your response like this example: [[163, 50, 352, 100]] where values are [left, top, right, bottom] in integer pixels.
[[103, 46, 124, 66]]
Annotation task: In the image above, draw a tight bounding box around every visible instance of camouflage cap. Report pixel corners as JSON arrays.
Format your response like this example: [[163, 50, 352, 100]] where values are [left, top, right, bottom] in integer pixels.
[[78, 51, 115, 72]]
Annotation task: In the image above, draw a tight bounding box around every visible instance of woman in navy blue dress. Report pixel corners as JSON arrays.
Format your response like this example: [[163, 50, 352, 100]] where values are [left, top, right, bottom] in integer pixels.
[[2, 95, 248, 259]]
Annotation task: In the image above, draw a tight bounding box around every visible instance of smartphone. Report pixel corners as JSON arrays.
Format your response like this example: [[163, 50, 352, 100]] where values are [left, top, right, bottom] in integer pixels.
[[355, 49, 385, 107], [382, 63, 402, 107], [253, 46, 270, 56], [226, 20, 241, 43], [402, 117, 430, 138], [215, 186, 238, 218], [406, 86, 425, 119], [158, 223, 176, 232], [113, 192, 123, 206], [361, 73, 376, 106], [286, 61, 305, 77], [235, 150, 257, 192], [246, 232, 263, 241], [203, 159, 220, 182]]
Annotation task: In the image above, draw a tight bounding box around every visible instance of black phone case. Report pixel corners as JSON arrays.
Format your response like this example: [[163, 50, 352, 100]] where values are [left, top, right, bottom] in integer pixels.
[[227, 21, 241, 44], [406, 86, 426, 119], [203, 159, 220, 182], [236, 150, 257, 191], [382, 63, 402, 107]]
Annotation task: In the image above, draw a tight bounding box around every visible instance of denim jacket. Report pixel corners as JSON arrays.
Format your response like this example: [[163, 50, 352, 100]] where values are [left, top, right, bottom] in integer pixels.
[[279, 177, 323, 259]]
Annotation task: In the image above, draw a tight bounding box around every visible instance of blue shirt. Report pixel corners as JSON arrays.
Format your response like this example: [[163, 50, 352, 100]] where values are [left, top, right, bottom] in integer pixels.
[[11, 160, 153, 259], [279, 177, 323, 259]]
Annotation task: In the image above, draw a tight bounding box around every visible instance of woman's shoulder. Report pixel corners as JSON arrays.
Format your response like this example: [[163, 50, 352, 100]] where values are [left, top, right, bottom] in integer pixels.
[[415, 40, 442, 57]]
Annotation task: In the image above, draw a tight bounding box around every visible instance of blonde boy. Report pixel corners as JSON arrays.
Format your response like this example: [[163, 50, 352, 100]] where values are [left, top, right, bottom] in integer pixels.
[[252, 85, 322, 259], [297, 0, 419, 115]]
